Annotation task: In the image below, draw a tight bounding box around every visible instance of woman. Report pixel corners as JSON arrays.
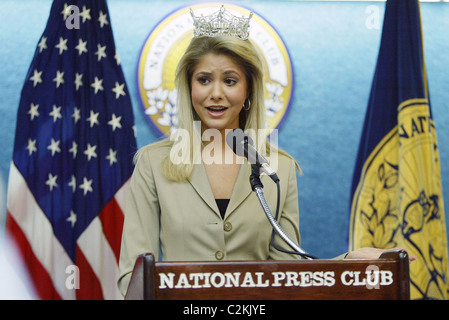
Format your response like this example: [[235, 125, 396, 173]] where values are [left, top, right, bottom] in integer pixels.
[[118, 35, 306, 294], [117, 34, 413, 296]]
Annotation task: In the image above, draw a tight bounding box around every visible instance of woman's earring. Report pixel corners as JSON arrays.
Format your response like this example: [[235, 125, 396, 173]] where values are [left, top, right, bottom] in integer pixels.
[[243, 99, 251, 111]]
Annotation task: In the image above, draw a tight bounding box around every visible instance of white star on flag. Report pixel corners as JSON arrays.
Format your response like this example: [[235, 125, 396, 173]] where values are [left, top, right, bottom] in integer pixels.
[[68, 175, 76, 193], [29, 69, 43, 87], [112, 82, 126, 99], [84, 143, 97, 161], [67, 210, 77, 228], [91, 76, 104, 94], [45, 173, 58, 191], [79, 177, 93, 195], [55, 37, 68, 55], [38, 37, 47, 53], [72, 107, 81, 123], [26, 139, 37, 155], [47, 138, 61, 156], [108, 113, 122, 131], [28, 103, 40, 120], [53, 70, 65, 88], [49, 105, 62, 122], [79, 6, 92, 23], [98, 11, 109, 28], [86, 110, 100, 127], [106, 148, 117, 166], [69, 141, 78, 158], [95, 44, 107, 61], [74, 73, 83, 90], [75, 38, 88, 55]]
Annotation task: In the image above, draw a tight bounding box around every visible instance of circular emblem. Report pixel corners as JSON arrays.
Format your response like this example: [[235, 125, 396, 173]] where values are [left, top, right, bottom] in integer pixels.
[[137, 3, 293, 137]]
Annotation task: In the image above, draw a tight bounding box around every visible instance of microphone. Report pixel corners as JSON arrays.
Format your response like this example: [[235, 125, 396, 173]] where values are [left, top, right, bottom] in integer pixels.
[[226, 128, 317, 259], [225, 128, 279, 183]]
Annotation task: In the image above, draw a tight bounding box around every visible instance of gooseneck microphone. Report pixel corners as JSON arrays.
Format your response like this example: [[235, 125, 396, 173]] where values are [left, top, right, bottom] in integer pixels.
[[225, 128, 279, 184], [225, 129, 318, 260]]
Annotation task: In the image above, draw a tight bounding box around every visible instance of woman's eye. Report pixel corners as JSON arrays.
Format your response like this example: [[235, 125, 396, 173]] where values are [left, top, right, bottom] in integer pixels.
[[197, 77, 210, 85], [224, 78, 237, 86]]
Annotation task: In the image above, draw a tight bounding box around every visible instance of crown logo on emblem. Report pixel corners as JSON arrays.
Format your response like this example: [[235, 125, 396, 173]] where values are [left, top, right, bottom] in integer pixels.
[[190, 5, 253, 40]]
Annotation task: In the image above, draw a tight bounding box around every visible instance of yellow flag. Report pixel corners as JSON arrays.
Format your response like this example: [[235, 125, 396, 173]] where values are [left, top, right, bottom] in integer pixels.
[[349, 0, 448, 300]]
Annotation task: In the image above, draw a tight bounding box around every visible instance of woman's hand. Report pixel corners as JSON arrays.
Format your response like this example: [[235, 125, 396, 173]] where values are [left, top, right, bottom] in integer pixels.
[[345, 247, 417, 262]]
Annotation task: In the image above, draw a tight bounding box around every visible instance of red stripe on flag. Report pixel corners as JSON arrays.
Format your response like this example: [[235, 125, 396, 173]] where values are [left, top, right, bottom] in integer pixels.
[[75, 245, 104, 300], [98, 197, 124, 263], [5, 211, 61, 300]]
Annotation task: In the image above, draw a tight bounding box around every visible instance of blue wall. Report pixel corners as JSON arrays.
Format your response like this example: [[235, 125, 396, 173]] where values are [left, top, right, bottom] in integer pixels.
[[1, 0, 448, 259]]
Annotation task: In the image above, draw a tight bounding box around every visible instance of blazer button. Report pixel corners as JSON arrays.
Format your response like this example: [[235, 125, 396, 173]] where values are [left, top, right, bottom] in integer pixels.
[[224, 221, 232, 232], [215, 251, 224, 260]]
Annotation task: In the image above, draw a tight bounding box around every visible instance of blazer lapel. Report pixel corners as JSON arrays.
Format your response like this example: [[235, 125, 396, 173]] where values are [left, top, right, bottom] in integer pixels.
[[188, 163, 220, 217], [226, 162, 253, 218]]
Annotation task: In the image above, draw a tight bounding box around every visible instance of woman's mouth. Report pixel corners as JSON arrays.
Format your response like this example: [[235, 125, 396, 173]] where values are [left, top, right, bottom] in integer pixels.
[[206, 106, 228, 117]]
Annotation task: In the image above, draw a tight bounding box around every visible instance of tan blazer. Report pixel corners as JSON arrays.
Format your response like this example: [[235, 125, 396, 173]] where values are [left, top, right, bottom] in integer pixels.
[[117, 141, 302, 296]]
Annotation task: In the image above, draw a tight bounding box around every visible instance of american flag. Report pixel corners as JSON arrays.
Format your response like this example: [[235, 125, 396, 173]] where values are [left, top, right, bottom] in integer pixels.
[[5, 0, 137, 299]]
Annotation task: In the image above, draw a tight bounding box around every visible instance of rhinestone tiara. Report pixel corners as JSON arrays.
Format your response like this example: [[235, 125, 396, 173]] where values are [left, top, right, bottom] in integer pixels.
[[190, 5, 253, 40]]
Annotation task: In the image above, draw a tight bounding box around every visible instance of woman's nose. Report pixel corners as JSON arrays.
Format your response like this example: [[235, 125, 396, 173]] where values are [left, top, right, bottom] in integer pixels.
[[210, 82, 224, 101]]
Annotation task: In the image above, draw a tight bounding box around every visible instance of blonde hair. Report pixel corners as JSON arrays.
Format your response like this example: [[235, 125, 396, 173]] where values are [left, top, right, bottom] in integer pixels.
[[156, 36, 298, 181]]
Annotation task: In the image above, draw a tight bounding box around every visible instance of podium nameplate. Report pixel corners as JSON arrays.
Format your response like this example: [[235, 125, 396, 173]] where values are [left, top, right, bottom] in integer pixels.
[[125, 250, 409, 300]]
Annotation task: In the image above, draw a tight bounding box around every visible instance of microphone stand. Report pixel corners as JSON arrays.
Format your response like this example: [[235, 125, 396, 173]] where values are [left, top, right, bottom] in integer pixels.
[[249, 165, 316, 260]]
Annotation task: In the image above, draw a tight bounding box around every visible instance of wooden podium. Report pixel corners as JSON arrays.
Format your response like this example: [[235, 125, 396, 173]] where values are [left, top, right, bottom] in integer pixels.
[[124, 250, 410, 300]]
